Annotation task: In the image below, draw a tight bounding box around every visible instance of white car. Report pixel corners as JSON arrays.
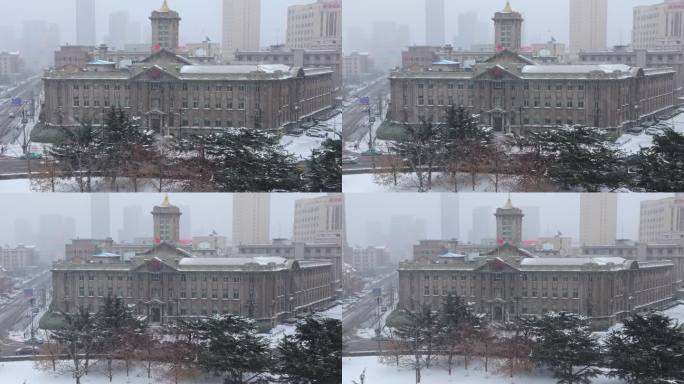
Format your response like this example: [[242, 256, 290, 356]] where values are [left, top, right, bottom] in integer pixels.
[[645, 127, 661, 136]]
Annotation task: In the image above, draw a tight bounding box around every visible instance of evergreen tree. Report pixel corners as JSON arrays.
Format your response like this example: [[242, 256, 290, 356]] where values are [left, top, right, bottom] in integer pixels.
[[305, 138, 342, 192], [276, 316, 342, 384], [528, 312, 601, 384], [49, 120, 99, 192], [438, 294, 480, 375], [52, 307, 96, 384], [186, 128, 304, 192], [190, 314, 270, 384], [393, 305, 439, 382], [604, 312, 684, 383], [389, 120, 443, 192], [636, 128, 684, 192]]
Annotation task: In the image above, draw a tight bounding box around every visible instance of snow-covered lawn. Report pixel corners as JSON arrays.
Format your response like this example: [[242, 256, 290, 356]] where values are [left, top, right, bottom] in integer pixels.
[[343, 172, 518, 193], [282, 113, 341, 160], [343, 356, 624, 384], [617, 111, 684, 155], [0, 360, 223, 384]]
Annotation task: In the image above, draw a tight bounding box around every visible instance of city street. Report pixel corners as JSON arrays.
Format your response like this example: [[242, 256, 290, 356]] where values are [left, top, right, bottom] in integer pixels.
[[343, 77, 389, 154], [0, 272, 51, 356]]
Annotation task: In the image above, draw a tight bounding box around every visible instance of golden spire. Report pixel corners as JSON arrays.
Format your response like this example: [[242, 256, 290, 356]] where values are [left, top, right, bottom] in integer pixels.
[[503, 0, 513, 13], [160, 0, 170, 12], [503, 195, 514, 209], [161, 194, 171, 207]]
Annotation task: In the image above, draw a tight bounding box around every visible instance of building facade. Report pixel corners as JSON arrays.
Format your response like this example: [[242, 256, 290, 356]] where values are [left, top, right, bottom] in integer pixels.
[[150, 1, 181, 51], [640, 196, 684, 243], [51, 244, 335, 325], [222, 0, 261, 62], [389, 49, 677, 133], [351, 246, 389, 274], [398, 244, 676, 328], [293, 194, 346, 245], [425, 0, 445, 46], [232, 194, 271, 246], [569, 0, 608, 56], [0, 245, 39, 274], [343, 52, 372, 84], [0, 52, 21, 79], [633, 0, 684, 50], [286, 0, 342, 51], [580, 193, 618, 246], [152, 195, 182, 244], [76, 0, 96, 46], [42, 49, 334, 133], [493, 1, 524, 52]]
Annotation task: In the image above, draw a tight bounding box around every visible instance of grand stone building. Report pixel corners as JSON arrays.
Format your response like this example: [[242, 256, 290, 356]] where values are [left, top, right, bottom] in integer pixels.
[[150, 1, 181, 51], [389, 49, 676, 133], [493, 1, 524, 52], [51, 242, 335, 326], [398, 243, 676, 328], [42, 49, 334, 133]]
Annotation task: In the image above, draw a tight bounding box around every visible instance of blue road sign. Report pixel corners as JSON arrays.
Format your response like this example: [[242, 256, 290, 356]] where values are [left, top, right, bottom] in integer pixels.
[[359, 96, 370, 106], [11, 98, 22, 107], [372, 287, 382, 297], [23, 288, 33, 298]]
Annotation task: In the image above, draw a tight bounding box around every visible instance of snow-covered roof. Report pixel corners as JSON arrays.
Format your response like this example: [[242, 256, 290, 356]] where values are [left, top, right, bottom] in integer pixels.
[[87, 59, 115, 65], [522, 64, 632, 75], [92, 252, 121, 258], [180, 64, 291, 75], [433, 59, 459, 65], [520, 257, 628, 267], [179, 256, 288, 266]]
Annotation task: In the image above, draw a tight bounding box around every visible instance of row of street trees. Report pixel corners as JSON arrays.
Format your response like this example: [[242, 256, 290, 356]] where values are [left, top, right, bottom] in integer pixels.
[[380, 106, 684, 192], [383, 294, 684, 384], [40, 109, 341, 193], [43, 296, 341, 384]]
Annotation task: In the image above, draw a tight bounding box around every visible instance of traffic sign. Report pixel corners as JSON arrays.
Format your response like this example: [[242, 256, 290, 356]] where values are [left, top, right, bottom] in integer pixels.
[[372, 287, 382, 297]]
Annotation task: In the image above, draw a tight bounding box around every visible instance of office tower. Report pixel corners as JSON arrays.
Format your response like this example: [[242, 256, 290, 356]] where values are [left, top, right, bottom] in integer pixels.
[[150, 0, 181, 50], [493, 1, 524, 52], [91, 194, 111, 239], [75, 0, 96, 46], [639, 196, 684, 243], [287, 0, 342, 50], [580, 193, 617, 246], [633, 0, 684, 49], [469, 206, 494, 244], [222, 0, 261, 62], [440, 194, 459, 240], [232, 194, 271, 245], [293, 195, 345, 244], [105, 11, 130, 50], [425, 0, 445, 46], [389, 216, 426, 261], [569, 0, 608, 55], [151, 195, 182, 244], [22, 20, 60, 69], [521, 206, 540, 242], [119, 205, 142, 243]]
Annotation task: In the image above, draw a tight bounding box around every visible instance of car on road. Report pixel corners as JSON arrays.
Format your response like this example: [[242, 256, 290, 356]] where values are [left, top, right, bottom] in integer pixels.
[[306, 131, 327, 138], [8, 112, 15, 118], [24, 336, 44, 345], [342, 156, 359, 165], [15, 346, 38, 355], [286, 128, 304, 136]]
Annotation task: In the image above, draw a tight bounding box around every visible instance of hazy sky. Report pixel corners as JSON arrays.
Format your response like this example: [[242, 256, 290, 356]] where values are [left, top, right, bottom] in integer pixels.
[[344, 0, 660, 49], [0, 0, 314, 47], [345, 193, 675, 247], [0, 193, 323, 246]]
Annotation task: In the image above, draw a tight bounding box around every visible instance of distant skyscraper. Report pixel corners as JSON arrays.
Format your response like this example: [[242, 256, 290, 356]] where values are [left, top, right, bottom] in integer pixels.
[[453, 12, 491, 50], [580, 193, 617, 246], [91, 194, 111, 239], [495, 197, 524, 245], [293, 195, 345, 244], [440, 194, 459, 240], [569, 0, 608, 55], [14, 219, 33, 246], [119, 205, 142, 243], [389, 216, 425, 261], [520, 206, 540, 242], [75, 0, 96, 46], [178, 205, 192, 241], [150, 0, 181, 50], [469, 206, 494, 244], [22, 20, 60, 69], [639, 196, 684, 243], [233, 194, 271, 245], [287, 0, 342, 50], [105, 11, 130, 50], [425, 0, 445, 46], [493, 1, 524, 52], [371, 21, 410, 70], [222, 0, 261, 62], [151, 195, 182, 244]]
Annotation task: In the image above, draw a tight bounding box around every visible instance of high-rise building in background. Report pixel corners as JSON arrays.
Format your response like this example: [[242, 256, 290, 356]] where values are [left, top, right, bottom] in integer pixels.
[[22, 20, 60, 69], [91, 194, 111, 239], [150, 0, 181, 50], [493, 1, 524, 52], [222, 0, 261, 62], [639, 196, 684, 243], [119, 205, 142, 243], [495, 197, 524, 245], [293, 195, 345, 245], [633, 0, 684, 50], [580, 193, 617, 246], [75, 0, 96, 46], [389, 216, 426, 261], [469, 206, 494, 244], [521, 206, 540, 242], [178, 205, 192, 241], [569, 0, 608, 56], [453, 12, 490, 51], [371, 21, 410, 70], [232, 194, 271, 246], [425, 0, 445, 46], [287, 0, 342, 51], [440, 194, 459, 240], [105, 11, 130, 50], [151, 196, 182, 244]]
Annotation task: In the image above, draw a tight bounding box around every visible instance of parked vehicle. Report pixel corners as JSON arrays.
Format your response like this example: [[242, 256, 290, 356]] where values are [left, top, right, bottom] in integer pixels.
[[342, 156, 359, 165], [645, 127, 661, 136]]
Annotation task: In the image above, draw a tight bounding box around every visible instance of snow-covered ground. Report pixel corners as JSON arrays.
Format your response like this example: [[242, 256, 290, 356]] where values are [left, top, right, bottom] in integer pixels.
[[282, 113, 341, 160], [0, 360, 223, 384], [343, 172, 518, 193], [343, 356, 623, 384], [616, 111, 684, 155]]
